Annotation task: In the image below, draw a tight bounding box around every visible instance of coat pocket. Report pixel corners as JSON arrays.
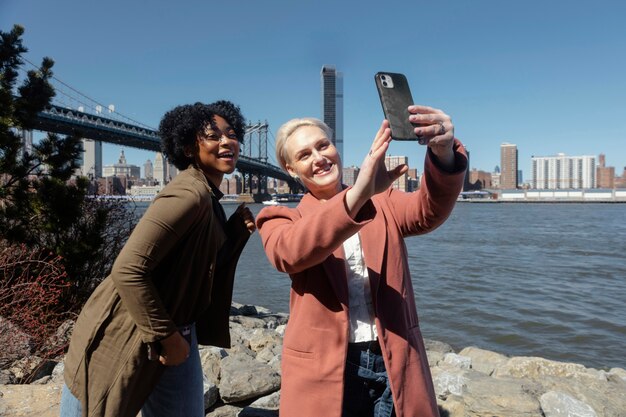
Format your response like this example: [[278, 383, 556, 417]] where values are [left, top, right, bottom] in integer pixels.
[[283, 346, 315, 360]]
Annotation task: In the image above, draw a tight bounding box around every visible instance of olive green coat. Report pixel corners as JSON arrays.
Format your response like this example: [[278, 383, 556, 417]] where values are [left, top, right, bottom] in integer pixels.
[[63, 165, 250, 417]]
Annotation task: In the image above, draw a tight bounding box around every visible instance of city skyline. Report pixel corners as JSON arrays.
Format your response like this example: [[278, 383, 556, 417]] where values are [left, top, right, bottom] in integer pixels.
[[3, 0, 626, 177]]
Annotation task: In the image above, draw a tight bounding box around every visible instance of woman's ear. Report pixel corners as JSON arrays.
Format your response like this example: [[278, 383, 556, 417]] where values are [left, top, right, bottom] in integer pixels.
[[285, 164, 298, 180], [184, 144, 196, 158]]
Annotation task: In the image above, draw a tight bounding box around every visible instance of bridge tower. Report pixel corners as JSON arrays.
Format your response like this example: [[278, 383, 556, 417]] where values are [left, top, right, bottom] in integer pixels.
[[241, 122, 271, 202]]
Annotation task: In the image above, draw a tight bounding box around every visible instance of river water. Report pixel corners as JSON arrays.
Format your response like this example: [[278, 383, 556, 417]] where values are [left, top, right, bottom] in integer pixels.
[[136, 201, 626, 370]]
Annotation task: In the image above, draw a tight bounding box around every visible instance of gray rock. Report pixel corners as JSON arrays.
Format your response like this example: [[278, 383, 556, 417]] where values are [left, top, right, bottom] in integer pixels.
[[443, 353, 472, 370], [44, 320, 75, 359], [493, 356, 604, 382], [540, 391, 597, 417], [424, 339, 455, 354], [267, 354, 282, 374], [459, 346, 509, 375], [249, 391, 280, 409], [274, 324, 286, 337], [200, 346, 227, 386], [203, 379, 219, 410], [0, 317, 33, 368], [255, 345, 282, 365], [608, 367, 626, 381], [8, 356, 57, 383], [238, 407, 279, 417], [205, 404, 242, 417], [238, 304, 261, 316], [0, 383, 62, 417], [533, 374, 626, 417], [258, 313, 288, 330], [50, 361, 64, 383], [248, 329, 282, 354], [462, 372, 542, 417], [218, 352, 281, 403], [0, 369, 15, 385], [431, 368, 468, 397], [426, 350, 445, 367], [231, 315, 269, 330]]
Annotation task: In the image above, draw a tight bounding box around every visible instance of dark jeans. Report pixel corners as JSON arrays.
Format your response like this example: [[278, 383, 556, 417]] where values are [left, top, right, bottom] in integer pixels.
[[342, 341, 396, 417]]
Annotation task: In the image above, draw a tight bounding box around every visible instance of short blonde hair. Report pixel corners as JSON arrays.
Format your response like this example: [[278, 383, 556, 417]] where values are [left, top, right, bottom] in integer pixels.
[[275, 117, 334, 173]]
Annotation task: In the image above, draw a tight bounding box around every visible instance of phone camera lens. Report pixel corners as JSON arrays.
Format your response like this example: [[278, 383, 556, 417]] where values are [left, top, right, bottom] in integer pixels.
[[382, 81, 388, 86]]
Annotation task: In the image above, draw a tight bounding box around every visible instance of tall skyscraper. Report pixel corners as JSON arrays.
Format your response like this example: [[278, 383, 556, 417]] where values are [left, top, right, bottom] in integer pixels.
[[321, 65, 344, 159], [154, 152, 166, 185], [500, 143, 518, 189], [21, 129, 33, 156], [79, 138, 102, 179], [144, 159, 154, 180]]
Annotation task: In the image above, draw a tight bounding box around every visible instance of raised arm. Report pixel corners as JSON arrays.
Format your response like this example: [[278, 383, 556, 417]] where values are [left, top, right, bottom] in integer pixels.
[[257, 191, 376, 275]]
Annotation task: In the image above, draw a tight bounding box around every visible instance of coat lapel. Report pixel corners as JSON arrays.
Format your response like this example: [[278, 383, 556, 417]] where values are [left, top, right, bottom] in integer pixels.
[[297, 193, 349, 306], [358, 199, 387, 296]]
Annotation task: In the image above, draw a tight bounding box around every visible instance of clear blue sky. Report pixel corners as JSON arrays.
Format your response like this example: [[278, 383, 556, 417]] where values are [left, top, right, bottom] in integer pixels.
[[3, 0, 626, 180]]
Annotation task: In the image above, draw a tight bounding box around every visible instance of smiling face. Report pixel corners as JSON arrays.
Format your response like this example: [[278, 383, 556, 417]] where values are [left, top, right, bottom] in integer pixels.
[[284, 125, 342, 201], [194, 115, 240, 186]]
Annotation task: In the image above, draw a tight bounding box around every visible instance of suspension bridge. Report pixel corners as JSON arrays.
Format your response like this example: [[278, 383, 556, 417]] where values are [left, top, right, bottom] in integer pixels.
[[25, 63, 302, 199]]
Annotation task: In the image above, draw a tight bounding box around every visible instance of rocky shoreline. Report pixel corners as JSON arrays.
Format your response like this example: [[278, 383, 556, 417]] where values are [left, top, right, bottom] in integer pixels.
[[1, 303, 625, 417]]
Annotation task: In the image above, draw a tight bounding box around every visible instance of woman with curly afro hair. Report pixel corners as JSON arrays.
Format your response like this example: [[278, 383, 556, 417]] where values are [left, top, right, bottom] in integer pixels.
[[61, 100, 256, 417]]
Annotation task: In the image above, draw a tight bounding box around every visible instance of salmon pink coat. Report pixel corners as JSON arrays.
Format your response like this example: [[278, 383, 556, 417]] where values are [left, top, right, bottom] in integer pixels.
[[256, 142, 467, 417]]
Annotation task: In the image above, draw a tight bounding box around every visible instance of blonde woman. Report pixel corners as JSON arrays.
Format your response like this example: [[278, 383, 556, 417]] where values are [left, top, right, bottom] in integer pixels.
[[257, 105, 467, 417]]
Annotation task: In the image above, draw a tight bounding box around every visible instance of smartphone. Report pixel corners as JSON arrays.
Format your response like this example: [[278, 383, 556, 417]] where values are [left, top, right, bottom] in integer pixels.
[[375, 72, 417, 141]]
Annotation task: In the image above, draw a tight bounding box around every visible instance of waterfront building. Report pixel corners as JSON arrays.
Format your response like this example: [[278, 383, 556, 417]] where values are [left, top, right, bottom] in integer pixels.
[[342, 166, 359, 187], [615, 167, 626, 188], [154, 152, 166, 185], [491, 171, 501, 189], [469, 169, 493, 189], [385, 155, 409, 191], [144, 159, 154, 180], [321, 65, 344, 160], [596, 154, 615, 189], [270, 179, 291, 194], [500, 143, 518, 189], [97, 176, 126, 195], [77, 138, 102, 179], [103, 150, 140, 179], [531, 153, 596, 189], [167, 161, 178, 182], [219, 174, 243, 195], [128, 184, 162, 200], [407, 168, 420, 191]]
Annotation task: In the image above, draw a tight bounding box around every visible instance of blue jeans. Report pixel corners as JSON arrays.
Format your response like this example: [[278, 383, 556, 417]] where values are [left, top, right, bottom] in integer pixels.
[[342, 341, 396, 417], [59, 324, 204, 417]]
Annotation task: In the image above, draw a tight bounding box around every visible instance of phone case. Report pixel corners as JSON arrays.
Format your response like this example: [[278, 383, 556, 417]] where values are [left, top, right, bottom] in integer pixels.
[[375, 72, 416, 141]]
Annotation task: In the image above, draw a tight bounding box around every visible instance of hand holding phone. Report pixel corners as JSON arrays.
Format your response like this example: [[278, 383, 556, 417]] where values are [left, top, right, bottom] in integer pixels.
[[375, 72, 417, 141]]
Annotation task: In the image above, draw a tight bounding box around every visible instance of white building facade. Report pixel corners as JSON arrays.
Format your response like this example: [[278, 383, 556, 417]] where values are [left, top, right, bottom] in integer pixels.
[[103, 150, 140, 178], [532, 154, 596, 189], [79, 139, 103, 179]]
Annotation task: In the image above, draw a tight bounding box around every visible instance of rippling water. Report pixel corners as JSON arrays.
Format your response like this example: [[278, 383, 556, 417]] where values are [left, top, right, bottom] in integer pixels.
[[140, 201, 626, 370]]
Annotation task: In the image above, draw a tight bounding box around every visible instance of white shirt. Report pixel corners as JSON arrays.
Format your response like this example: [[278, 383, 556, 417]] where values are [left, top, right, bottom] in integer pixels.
[[343, 232, 377, 343]]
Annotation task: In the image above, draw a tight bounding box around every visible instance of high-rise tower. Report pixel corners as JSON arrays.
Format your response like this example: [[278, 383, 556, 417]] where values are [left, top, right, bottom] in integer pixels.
[[80, 138, 102, 179], [500, 143, 518, 189], [321, 65, 344, 159]]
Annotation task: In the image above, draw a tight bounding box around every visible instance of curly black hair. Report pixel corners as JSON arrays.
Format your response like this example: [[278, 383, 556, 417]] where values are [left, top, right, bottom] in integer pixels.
[[158, 100, 246, 170]]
